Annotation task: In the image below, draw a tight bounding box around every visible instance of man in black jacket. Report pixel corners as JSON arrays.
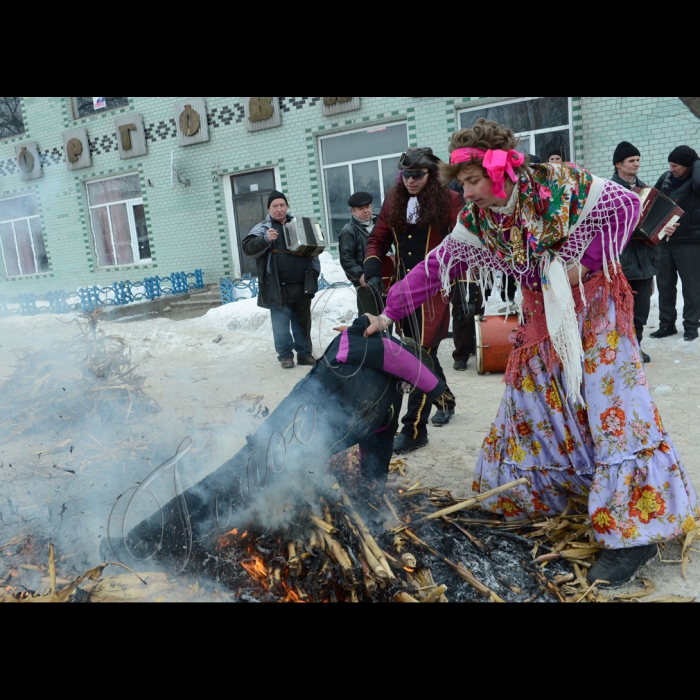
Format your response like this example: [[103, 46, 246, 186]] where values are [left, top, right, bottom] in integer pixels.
[[338, 191, 382, 317], [650, 146, 700, 342], [610, 141, 658, 362], [242, 190, 321, 369]]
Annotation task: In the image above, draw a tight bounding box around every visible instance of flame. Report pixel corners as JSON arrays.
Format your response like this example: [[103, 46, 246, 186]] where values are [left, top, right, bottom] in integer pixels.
[[240, 555, 268, 583]]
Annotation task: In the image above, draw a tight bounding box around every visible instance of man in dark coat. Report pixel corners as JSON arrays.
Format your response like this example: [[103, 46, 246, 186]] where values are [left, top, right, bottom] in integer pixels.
[[650, 146, 700, 342], [363, 147, 464, 453], [120, 316, 445, 561], [610, 141, 658, 362], [242, 190, 321, 369], [338, 191, 383, 317]]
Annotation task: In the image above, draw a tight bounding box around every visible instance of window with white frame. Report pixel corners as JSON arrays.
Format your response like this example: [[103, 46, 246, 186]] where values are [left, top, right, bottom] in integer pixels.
[[87, 173, 151, 267], [0, 97, 25, 140], [0, 193, 49, 276], [320, 123, 408, 243], [71, 97, 129, 120], [459, 97, 572, 163]]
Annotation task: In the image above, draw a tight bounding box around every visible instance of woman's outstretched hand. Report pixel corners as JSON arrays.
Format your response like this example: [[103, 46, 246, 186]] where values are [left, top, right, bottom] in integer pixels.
[[363, 313, 390, 337]]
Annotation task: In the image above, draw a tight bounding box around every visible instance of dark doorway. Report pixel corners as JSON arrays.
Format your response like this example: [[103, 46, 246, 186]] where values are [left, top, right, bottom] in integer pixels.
[[231, 170, 276, 277]]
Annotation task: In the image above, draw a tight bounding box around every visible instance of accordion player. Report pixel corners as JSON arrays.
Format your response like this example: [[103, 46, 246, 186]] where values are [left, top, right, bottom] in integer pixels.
[[282, 216, 326, 257]]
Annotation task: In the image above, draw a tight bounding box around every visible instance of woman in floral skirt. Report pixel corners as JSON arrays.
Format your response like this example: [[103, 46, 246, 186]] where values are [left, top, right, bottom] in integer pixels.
[[365, 119, 698, 587]]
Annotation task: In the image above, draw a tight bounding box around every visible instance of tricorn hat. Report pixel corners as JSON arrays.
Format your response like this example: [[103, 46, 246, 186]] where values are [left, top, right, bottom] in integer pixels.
[[398, 147, 441, 171]]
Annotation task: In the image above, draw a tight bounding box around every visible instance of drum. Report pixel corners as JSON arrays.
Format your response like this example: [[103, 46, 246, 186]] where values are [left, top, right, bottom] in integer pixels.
[[475, 314, 519, 375]]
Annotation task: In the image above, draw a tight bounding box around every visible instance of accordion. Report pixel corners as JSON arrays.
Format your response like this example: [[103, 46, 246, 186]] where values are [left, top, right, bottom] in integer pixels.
[[283, 216, 326, 257], [631, 186, 684, 245]]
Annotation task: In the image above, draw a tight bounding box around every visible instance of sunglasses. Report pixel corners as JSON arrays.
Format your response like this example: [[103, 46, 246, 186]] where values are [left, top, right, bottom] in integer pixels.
[[401, 169, 429, 181]]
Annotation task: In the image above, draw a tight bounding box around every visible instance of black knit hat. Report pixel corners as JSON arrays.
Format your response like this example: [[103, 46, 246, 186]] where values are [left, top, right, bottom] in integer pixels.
[[613, 141, 640, 165], [668, 145, 699, 168], [267, 189, 288, 208], [348, 191, 373, 207], [398, 147, 441, 171]]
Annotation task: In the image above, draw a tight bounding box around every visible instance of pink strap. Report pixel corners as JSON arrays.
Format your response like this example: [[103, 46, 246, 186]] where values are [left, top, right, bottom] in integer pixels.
[[451, 147, 524, 199]]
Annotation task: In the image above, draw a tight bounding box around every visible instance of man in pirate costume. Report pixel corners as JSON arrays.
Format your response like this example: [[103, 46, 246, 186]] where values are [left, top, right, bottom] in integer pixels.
[[363, 147, 464, 454], [365, 119, 698, 588]]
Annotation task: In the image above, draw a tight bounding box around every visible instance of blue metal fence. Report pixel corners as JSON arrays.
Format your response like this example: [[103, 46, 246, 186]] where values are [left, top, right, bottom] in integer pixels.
[[0, 269, 204, 317], [218, 273, 350, 305]]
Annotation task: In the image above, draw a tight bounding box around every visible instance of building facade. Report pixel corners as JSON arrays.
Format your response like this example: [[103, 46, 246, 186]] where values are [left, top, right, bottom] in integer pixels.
[[0, 97, 698, 298]]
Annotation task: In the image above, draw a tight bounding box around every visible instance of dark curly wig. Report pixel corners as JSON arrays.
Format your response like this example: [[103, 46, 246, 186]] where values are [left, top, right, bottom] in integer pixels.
[[386, 173, 452, 234]]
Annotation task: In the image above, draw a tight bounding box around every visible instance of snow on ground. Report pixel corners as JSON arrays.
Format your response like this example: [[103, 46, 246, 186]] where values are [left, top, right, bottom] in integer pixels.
[[2, 256, 700, 600]]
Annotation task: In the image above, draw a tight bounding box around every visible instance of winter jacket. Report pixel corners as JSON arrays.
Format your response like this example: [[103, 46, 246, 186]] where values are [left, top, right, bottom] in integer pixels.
[[338, 215, 377, 286], [654, 160, 700, 244], [241, 214, 321, 309], [611, 172, 659, 280]]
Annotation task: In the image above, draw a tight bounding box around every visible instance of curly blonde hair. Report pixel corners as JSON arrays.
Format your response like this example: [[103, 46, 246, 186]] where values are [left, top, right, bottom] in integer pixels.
[[439, 118, 530, 186]]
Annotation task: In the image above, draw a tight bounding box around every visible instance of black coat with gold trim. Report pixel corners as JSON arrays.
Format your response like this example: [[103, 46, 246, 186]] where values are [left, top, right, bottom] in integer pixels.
[[363, 190, 464, 347]]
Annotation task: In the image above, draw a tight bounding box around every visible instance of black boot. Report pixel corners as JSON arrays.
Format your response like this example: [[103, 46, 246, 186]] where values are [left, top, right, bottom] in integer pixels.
[[393, 433, 428, 455], [639, 343, 650, 363], [587, 543, 657, 588], [649, 326, 677, 339]]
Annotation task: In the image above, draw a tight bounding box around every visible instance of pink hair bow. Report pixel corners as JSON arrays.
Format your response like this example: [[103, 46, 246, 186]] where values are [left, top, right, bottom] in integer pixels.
[[451, 147, 525, 199]]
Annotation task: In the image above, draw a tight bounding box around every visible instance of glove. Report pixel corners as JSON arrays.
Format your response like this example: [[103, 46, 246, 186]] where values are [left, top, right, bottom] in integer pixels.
[[366, 276, 385, 295]]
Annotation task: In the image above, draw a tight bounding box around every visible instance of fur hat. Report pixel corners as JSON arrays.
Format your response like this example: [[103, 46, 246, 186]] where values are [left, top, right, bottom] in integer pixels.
[[613, 141, 640, 165]]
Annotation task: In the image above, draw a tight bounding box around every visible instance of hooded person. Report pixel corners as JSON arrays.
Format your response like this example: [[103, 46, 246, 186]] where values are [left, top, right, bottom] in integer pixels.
[[116, 315, 445, 565], [363, 147, 464, 453], [650, 145, 700, 342]]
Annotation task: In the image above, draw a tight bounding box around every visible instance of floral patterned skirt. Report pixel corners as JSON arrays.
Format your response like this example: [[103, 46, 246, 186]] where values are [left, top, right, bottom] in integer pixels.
[[473, 278, 699, 549]]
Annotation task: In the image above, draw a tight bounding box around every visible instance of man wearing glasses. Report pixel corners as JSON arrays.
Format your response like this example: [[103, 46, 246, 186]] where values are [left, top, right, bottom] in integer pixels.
[[363, 147, 464, 454]]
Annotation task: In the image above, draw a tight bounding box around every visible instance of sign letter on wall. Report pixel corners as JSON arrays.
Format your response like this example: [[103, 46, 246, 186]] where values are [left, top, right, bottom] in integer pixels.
[[179, 105, 201, 137], [321, 97, 361, 116], [118, 124, 137, 150], [15, 141, 43, 181], [115, 113, 147, 159], [175, 98, 209, 146], [67, 138, 83, 163], [244, 97, 282, 132], [62, 128, 91, 170], [248, 97, 274, 122], [18, 147, 34, 172]]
